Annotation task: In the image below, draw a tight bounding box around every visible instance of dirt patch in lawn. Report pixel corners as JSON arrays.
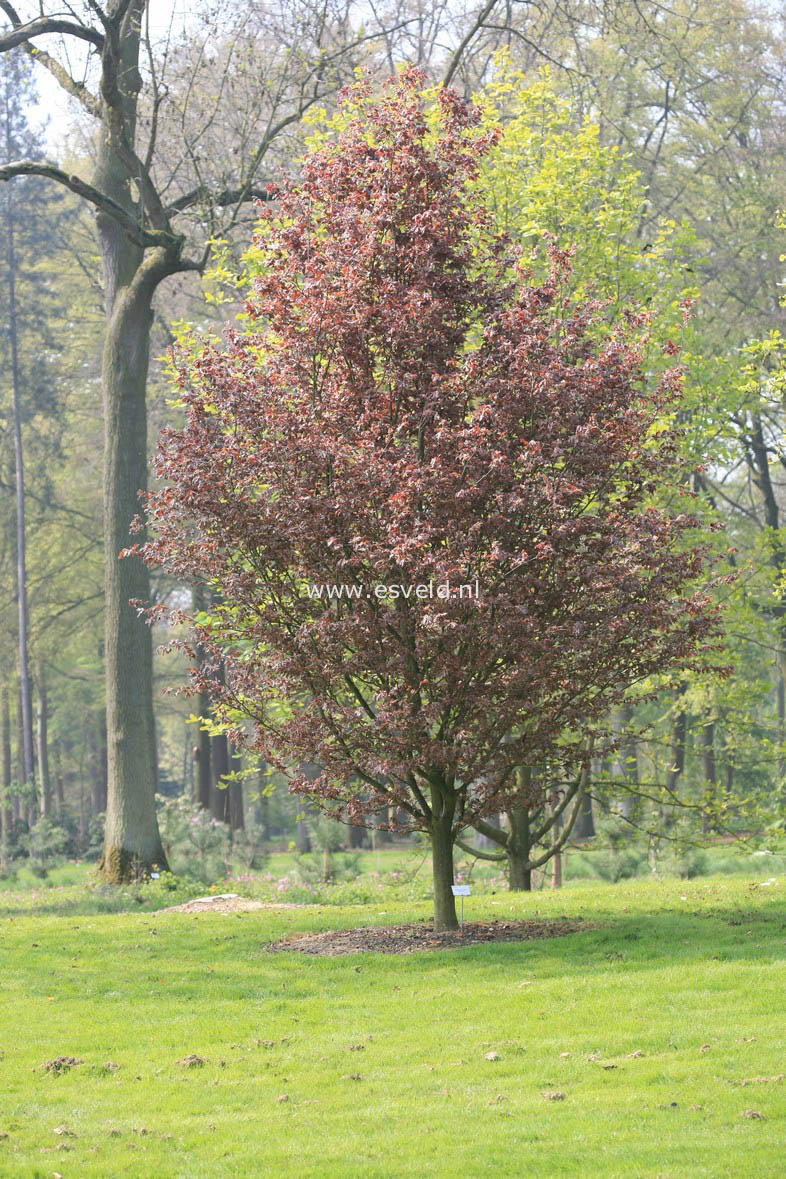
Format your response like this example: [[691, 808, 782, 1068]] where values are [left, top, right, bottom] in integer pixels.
[[161, 893, 301, 914], [267, 918, 588, 956]]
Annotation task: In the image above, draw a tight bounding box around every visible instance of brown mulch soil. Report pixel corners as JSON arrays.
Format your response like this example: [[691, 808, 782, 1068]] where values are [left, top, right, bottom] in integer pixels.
[[266, 917, 588, 956]]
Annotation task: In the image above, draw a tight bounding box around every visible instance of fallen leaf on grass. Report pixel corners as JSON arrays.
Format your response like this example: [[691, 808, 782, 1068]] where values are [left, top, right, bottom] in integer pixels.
[[277, 1095, 289, 1103], [177, 1055, 206, 1069], [484, 1051, 500, 1062], [53, 1127, 75, 1138], [739, 1075, 784, 1087]]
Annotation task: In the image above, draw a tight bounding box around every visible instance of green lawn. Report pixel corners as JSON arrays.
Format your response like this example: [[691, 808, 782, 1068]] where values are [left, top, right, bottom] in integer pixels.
[[1, 875, 785, 1176]]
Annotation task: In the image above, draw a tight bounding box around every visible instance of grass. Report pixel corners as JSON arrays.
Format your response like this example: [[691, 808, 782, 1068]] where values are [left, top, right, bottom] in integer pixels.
[[1, 873, 785, 1176]]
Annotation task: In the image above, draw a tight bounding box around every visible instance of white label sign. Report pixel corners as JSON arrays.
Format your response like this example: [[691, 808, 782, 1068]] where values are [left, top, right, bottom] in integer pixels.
[[452, 884, 471, 896]]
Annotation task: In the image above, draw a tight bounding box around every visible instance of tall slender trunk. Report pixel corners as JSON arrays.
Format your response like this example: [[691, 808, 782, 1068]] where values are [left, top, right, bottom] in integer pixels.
[[35, 666, 51, 818], [192, 584, 212, 810], [256, 763, 269, 838], [0, 686, 11, 858], [430, 783, 458, 931], [52, 741, 65, 814], [4, 94, 34, 792], [89, 720, 107, 816], [229, 747, 244, 832], [211, 732, 230, 822], [295, 816, 311, 853], [550, 789, 563, 889], [778, 654, 786, 778], [701, 716, 716, 835]]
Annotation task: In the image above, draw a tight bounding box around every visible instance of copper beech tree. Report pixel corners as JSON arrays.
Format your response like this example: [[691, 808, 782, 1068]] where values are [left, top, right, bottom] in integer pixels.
[[139, 72, 721, 931]]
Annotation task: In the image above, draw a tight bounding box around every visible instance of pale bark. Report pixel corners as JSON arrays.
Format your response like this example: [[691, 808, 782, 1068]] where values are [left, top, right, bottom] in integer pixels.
[[35, 666, 51, 818], [4, 75, 33, 791], [1, 686, 11, 855]]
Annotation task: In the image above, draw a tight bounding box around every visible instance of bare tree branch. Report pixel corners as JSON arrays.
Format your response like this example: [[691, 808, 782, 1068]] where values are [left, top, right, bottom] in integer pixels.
[[0, 3, 104, 51], [0, 160, 175, 248], [28, 44, 102, 117], [166, 182, 275, 215], [441, 0, 499, 88]]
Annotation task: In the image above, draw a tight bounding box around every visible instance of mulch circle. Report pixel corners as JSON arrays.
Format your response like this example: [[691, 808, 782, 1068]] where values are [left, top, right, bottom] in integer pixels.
[[266, 917, 588, 956]]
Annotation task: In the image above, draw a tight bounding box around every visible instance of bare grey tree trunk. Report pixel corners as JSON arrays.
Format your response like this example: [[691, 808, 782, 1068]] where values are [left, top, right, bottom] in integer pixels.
[[4, 81, 33, 792], [0, 686, 11, 858], [35, 665, 51, 818]]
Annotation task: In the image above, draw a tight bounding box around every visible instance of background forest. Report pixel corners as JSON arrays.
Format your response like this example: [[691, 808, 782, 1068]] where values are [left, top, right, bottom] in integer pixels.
[[2, 0, 786, 895]]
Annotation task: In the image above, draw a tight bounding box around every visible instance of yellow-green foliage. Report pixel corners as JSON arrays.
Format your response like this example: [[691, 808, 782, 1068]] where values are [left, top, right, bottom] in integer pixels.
[[474, 60, 698, 332]]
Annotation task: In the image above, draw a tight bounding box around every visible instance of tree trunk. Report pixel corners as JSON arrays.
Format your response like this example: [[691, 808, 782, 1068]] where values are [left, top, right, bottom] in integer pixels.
[[98, 271, 168, 877], [550, 789, 562, 889], [574, 791, 595, 838], [4, 89, 34, 793], [1, 685, 11, 858], [430, 786, 458, 931], [52, 741, 65, 814], [211, 732, 230, 822], [701, 715, 716, 835], [295, 817, 311, 853], [89, 721, 107, 817], [35, 666, 52, 818], [15, 685, 26, 814], [192, 584, 213, 809], [256, 762, 269, 837], [229, 747, 244, 831], [95, 6, 168, 881], [507, 806, 532, 891], [778, 672, 785, 778]]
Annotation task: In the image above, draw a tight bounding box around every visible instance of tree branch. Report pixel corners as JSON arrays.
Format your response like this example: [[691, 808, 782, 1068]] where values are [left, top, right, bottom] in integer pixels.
[[0, 5, 104, 51], [20, 40, 102, 117], [166, 183, 275, 216], [441, 0, 499, 89], [473, 816, 509, 847], [455, 837, 505, 861], [0, 160, 176, 249]]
